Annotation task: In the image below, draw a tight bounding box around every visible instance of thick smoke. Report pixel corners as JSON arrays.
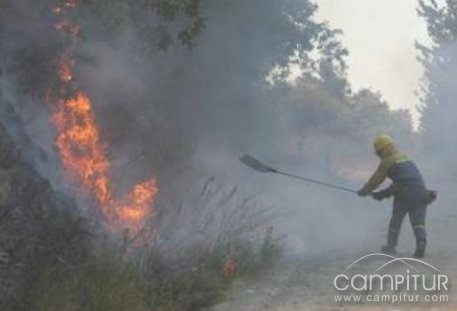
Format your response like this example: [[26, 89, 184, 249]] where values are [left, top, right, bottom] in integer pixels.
[[415, 0, 457, 265], [0, 0, 418, 257]]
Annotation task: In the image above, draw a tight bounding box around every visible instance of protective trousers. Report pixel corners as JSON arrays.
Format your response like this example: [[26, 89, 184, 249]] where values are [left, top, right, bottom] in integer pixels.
[[387, 199, 427, 251]]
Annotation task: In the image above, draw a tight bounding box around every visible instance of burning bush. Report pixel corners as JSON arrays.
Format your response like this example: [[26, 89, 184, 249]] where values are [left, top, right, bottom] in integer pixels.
[[0, 122, 280, 310], [24, 190, 280, 311]]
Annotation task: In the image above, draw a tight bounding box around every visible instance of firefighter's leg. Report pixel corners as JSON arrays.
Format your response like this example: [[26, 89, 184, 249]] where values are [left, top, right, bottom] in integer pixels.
[[409, 204, 427, 258], [382, 200, 408, 254]]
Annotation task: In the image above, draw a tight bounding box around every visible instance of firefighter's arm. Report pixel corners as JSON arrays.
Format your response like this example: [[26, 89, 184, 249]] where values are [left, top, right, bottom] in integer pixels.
[[358, 161, 389, 196], [365, 162, 388, 191]]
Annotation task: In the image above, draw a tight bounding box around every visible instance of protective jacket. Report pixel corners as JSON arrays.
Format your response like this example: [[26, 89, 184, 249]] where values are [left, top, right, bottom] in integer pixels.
[[363, 144, 427, 203]]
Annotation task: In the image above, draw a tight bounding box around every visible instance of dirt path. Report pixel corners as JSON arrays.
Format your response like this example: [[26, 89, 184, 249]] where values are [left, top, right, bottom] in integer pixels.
[[212, 193, 457, 311], [212, 253, 457, 311]]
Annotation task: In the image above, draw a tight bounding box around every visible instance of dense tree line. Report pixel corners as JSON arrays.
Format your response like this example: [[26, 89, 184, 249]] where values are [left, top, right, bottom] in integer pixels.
[[0, 0, 416, 183], [418, 0, 457, 176]]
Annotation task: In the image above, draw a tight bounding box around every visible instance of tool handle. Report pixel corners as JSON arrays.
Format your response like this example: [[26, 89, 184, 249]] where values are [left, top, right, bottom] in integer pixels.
[[276, 171, 358, 194]]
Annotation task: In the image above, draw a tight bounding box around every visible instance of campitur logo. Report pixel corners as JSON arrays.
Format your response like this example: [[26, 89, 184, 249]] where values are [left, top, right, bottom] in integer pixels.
[[333, 253, 449, 304]]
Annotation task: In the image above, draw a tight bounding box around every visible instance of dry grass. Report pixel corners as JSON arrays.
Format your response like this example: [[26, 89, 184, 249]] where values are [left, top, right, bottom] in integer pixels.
[[1, 175, 281, 311]]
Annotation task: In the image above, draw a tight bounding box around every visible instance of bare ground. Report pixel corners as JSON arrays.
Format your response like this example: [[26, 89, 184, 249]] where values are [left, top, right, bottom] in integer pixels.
[[211, 190, 457, 311]]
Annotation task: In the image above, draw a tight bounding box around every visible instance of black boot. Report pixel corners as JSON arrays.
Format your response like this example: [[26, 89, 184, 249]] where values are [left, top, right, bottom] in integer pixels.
[[414, 240, 426, 258], [381, 228, 399, 255]]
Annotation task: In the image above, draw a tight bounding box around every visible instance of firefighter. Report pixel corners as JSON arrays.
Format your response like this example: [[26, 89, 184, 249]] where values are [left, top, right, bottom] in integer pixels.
[[357, 134, 436, 258]]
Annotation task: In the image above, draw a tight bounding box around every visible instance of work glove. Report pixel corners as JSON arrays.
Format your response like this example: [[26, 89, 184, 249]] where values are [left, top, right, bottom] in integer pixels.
[[357, 187, 370, 197], [371, 191, 385, 201], [372, 186, 394, 201]]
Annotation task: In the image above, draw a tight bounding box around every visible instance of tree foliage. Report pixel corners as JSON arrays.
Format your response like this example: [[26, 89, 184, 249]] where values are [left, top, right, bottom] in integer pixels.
[[71, 0, 205, 49], [0, 0, 415, 183], [417, 0, 457, 171]]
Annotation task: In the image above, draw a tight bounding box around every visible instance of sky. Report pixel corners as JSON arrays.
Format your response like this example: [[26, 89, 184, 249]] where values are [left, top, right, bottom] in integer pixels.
[[315, 0, 431, 125]]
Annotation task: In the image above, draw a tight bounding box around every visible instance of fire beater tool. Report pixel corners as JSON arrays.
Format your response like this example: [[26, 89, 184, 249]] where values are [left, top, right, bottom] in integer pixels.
[[239, 154, 357, 194]]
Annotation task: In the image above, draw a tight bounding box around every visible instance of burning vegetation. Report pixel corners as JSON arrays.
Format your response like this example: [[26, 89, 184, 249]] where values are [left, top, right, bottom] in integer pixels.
[[0, 6, 280, 310], [50, 0, 158, 237], [3, 0, 452, 309]]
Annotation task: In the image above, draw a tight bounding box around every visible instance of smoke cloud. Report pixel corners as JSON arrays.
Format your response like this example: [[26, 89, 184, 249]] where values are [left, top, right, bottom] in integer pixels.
[[0, 0, 421, 257]]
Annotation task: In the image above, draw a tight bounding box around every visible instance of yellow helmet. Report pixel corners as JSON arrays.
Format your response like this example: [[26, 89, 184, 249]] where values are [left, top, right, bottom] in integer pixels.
[[373, 134, 394, 153]]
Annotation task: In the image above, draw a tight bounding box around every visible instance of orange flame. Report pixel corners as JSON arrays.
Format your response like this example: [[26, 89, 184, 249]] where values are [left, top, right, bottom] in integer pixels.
[[51, 83, 158, 236], [50, 0, 158, 237]]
